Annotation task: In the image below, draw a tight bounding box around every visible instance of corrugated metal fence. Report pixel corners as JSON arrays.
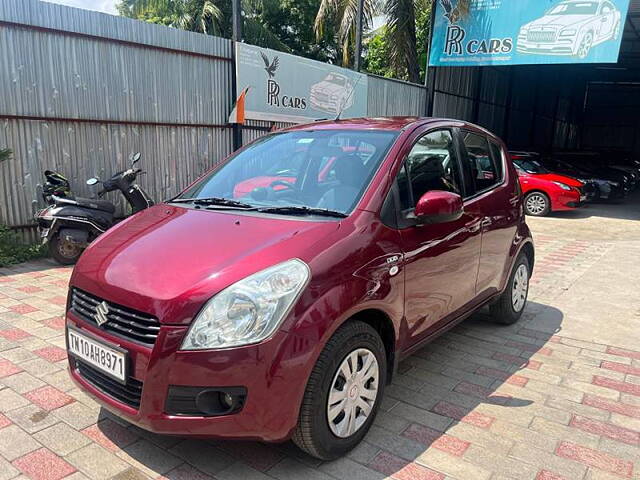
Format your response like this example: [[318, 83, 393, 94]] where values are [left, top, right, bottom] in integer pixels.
[[432, 65, 582, 151], [0, 0, 427, 236]]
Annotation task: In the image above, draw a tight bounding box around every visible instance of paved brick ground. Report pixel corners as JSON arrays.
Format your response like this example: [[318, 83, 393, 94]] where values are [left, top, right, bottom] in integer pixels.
[[1, 200, 639, 480]]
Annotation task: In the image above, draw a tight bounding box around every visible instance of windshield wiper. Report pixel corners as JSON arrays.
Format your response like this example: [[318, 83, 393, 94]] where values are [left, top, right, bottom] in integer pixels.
[[169, 197, 255, 209], [256, 206, 348, 218]]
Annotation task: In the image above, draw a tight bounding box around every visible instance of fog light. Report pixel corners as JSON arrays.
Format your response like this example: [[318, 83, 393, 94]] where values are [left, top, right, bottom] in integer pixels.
[[165, 386, 247, 416], [220, 392, 234, 410]]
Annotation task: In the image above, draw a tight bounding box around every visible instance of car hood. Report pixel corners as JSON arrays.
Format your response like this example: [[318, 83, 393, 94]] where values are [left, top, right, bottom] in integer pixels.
[[71, 204, 340, 324], [533, 173, 583, 187], [527, 15, 591, 28]]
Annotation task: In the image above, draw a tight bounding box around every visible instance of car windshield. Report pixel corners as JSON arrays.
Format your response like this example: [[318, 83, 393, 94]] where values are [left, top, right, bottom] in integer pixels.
[[326, 74, 346, 86], [547, 2, 598, 15], [176, 130, 398, 215], [513, 159, 549, 174]]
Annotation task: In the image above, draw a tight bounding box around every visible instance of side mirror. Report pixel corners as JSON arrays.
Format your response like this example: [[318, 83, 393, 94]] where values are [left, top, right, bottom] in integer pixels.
[[414, 191, 464, 225], [131, 152, 141, 165], [86, 177, 100, 186]]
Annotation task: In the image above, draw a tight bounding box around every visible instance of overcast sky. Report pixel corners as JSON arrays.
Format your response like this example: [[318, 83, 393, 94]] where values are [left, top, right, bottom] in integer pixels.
[[42, 0, 118, 15]]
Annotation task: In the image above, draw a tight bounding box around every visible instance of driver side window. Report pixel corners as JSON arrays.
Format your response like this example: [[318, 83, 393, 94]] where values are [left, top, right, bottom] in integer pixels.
[[392, 129, 462, 225]]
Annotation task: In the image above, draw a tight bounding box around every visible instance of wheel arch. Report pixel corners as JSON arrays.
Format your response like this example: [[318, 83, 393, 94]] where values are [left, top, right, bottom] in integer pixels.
[[343, 308, 397, 385]]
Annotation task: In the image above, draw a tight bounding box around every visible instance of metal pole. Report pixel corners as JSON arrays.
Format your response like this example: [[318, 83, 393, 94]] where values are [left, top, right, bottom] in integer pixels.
[[424, 0, 437, 87], [231, 0, 242, 151], [232, 0, 242, 43], [424, 0, 438, 116], [354, 0, 364, 71]]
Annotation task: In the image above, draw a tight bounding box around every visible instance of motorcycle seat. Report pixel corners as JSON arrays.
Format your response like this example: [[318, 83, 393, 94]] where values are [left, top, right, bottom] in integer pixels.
[[54, 196, 116, 214]]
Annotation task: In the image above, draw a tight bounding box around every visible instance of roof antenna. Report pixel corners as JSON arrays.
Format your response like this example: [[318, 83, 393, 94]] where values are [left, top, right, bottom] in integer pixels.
[[334, 73, 364, 121]]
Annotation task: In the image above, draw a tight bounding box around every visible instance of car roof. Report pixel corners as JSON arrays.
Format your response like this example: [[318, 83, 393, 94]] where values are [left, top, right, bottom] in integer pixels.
[[282, 117, 495, 135]]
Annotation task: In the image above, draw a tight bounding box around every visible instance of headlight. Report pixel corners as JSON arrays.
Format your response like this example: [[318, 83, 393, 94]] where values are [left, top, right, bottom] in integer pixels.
[[181, 259, 310, 350], [608, 181, 620, 187], [553, 181, 572, 191], [560, 29, 577, 36]]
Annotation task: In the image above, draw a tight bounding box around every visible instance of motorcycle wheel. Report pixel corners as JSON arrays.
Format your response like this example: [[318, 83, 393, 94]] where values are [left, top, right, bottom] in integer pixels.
[[48, 234, 82, 265]]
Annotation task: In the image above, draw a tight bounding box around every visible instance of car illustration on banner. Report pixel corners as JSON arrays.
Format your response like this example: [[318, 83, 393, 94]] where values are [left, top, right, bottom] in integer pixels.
[[309, 73, 354, 114], [517, 0, 622, 59]]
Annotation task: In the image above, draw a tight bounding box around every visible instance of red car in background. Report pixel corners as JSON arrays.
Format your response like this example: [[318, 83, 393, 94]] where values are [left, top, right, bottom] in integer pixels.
[[511, 153, 585, 216]]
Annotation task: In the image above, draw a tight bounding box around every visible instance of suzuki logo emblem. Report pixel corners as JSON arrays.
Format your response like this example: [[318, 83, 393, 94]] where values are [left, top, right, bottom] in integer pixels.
[[95, 301, 110, 327]]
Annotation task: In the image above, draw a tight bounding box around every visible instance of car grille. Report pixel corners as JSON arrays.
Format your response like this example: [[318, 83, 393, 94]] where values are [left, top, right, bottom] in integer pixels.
[[527, 31, 556, 43], [75, 360, 143, 409], [71, 288, 160, 346], [311, 91, 330, 103]]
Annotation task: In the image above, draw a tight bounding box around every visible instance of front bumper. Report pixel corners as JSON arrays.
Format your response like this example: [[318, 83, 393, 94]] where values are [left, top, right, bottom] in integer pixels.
[[516, 38, 576, 56], [551, 190, 582, 211], [66, 310, 309, 441]]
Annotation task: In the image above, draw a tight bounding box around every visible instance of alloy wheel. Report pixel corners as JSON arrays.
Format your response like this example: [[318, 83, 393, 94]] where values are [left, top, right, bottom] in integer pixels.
[[512, 264, 529, 312], [525, 193, 547, 215], [327, 348, 379, 438], [578, 34, 593, 59]]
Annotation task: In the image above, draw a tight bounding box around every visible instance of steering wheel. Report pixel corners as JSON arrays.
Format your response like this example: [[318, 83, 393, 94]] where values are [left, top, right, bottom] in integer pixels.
[[270, 180, 296, 191]]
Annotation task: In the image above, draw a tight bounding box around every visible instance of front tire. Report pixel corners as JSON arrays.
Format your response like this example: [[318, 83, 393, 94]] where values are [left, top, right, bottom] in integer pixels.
[[577, 32, 593, 60], [48, 234, 82, 265], [524, 192, 550, 216], [489, 254, 530, 325], [292, 321, 386, 460]]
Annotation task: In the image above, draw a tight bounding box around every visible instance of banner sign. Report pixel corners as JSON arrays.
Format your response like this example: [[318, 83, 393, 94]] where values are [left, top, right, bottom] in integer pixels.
[[429, 0, 631, 67], [234, 43, 368, 124]]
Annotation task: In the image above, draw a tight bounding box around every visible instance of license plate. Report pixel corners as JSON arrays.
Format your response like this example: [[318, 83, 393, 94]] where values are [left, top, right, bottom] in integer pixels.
[[67, 327, 127, 383]]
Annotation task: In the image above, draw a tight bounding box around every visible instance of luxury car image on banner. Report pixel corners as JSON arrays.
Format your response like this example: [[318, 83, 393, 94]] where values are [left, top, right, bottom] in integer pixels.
[[429, 0, 631, 67], [233, 43, 368, 123]]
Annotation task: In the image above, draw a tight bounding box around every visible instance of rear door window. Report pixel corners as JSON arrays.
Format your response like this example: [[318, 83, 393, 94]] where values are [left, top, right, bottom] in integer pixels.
[[461, 131, 501, 193]]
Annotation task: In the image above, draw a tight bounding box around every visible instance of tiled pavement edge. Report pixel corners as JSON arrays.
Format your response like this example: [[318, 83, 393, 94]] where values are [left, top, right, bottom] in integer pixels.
[[1, 233, 639, 480]]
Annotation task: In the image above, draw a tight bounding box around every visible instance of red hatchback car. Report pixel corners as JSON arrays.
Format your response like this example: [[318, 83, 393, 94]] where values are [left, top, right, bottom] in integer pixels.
[[66, 118, 534, 460], [511, 154, 585, 216]]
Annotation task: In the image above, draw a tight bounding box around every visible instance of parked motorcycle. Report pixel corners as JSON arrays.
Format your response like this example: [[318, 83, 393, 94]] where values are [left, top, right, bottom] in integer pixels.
[[36, 153, 153, 265]]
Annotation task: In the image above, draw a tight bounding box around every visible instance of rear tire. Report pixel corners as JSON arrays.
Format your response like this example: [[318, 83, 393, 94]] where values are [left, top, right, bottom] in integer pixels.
[[292, 321, 386, 460], [524, 192, 550, 216], [490, 254, 530, 325], [48, 234, 82, 265]]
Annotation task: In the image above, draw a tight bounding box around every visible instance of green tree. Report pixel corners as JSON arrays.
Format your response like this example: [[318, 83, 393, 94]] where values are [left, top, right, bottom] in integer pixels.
[[117, 0, 290, 51], [0, 148, 11, 163], [362, 0, 431, 83], [313, 0, 379, 67]]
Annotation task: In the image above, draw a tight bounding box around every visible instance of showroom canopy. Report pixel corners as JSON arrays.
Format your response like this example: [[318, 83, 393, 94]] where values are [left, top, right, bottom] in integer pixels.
[[232, 43, 368, 124], [429, 0, 631, 67]]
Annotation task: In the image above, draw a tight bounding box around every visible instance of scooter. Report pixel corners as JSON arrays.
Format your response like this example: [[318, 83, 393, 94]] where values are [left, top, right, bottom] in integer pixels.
[[36, 153, 154, 265]]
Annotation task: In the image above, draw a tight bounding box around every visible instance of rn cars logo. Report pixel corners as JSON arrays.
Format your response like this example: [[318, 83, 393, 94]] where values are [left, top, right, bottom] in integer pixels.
[[440, 0, 513, 56], [260, 51, 307, 110], [95, 301, 110, 327]]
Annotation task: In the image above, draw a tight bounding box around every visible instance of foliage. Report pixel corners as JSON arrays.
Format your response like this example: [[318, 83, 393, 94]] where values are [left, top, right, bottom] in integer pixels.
[[313, 0, 379, 67], [363, 0, 431, 83], [117, 0, 432, 83], [0, 148, 11, 163], [0, 225, 47, 267]]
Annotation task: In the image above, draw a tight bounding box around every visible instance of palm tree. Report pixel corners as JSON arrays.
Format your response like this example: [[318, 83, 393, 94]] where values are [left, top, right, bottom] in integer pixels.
[[314, 0, 379, 67], [0, 149, 11, 162], [384, 0, 418, 83], [316, 0, 439, 83], [117, 0, 290, 51]]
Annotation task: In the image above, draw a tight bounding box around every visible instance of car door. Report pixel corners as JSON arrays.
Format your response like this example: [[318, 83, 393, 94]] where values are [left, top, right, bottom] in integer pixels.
[[392, 127, 483, 347], [458, 130, 520, 297]]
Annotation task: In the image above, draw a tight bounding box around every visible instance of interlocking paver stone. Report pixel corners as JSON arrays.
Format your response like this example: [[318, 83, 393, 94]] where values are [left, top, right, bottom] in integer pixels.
[[1, 202, 640, 479]]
